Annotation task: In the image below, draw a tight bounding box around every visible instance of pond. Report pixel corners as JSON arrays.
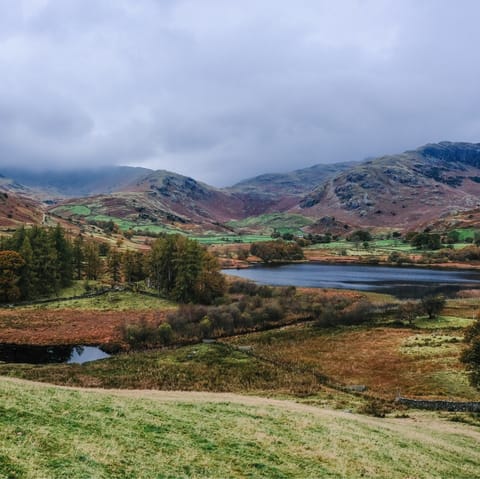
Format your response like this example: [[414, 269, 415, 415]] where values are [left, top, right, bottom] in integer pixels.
[[0, 344, 110, 365], [223, 263, 480, 298]]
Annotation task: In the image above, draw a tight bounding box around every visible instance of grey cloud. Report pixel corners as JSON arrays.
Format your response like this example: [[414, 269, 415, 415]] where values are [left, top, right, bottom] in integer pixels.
[[0, 0, 479, 185]]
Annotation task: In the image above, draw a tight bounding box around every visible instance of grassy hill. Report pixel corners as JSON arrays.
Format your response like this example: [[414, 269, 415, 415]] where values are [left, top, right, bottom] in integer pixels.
[[1, 377, 479, 479]]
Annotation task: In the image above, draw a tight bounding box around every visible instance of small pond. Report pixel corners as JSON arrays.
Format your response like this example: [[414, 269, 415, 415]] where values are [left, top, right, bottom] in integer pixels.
[[223, 263, 480, 298], [0, 344, 110, 365]]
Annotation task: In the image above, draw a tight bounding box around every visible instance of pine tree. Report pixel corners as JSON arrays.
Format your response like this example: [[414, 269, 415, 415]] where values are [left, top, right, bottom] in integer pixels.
[[107, 248, 122, 284], [18, 236, 35, 299]]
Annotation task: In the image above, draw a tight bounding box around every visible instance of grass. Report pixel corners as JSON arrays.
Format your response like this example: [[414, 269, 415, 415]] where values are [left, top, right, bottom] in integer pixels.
[[27, 291, 177, 311], [0, 343, 325, 395], [414, 315, 475, 329], [454, 228, 478, 242], [52, 205, 91, 216], [226, 213, 314, 234], [226, 323, 480, 400], [2, 320, 477, 401], [0, 378, 480, 478], [192, 234, 271, 244]]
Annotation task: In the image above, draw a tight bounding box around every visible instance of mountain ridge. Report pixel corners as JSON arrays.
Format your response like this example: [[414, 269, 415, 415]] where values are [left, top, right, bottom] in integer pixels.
[[3, 141, 480, 233]]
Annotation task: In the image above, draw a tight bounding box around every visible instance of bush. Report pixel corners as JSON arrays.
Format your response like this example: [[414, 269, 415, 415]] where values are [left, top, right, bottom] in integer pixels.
[[122, 319, 174, 349]]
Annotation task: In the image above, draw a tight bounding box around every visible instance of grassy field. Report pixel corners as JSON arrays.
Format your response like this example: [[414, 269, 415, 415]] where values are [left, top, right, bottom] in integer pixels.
[[227, 213, 314, 235], [27, 291, 176, 312], [1, 316, 478, 401], [0, 377, 479, 479], [226, 320, 480, 401]]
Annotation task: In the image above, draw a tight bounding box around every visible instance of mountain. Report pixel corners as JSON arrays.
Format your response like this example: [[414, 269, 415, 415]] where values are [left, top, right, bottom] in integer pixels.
[[6, 141, 480, 234], [0, 176, 44, 227], [0, 166, 152, 198], [296, 142, 480, 229], [50, 170, 249, 234], [227, 162, 356, 215]]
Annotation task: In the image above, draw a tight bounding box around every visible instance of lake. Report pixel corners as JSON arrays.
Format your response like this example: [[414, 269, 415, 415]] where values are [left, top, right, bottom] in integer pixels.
[[223, 263, 480, 297], [0, 344, 110, 365]]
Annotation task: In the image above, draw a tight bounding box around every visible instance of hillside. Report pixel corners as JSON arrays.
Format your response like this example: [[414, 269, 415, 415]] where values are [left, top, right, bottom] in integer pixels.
[[50, 170, 247, 235], [6, 141, 480, 234], [228, 161, 356, 215], [0, 177, 44, 227], [0, 166, 152, 198], [296, 142, 480, 229], [1, 377, 479, 479]]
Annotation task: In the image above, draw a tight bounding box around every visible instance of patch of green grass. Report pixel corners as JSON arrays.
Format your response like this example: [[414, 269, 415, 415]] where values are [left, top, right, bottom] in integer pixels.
[[27, 291, 177, 311], [192, 234, 272, 244], [414, 315, 474, 329], [0, 378, 479, 478], [453, 228, 478, 242], [400, 334, 463, 356], [227, 213, 314, 233], [53, 205, 91, 216]]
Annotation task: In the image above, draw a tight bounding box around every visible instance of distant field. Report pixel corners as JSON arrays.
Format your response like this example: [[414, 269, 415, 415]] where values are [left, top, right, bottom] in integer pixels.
[[227, 213, 314, 235], [0, 378, 479, 479]]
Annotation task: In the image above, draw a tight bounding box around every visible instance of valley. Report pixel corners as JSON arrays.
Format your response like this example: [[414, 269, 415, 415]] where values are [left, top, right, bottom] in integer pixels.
[[2, 141, 480, 478]]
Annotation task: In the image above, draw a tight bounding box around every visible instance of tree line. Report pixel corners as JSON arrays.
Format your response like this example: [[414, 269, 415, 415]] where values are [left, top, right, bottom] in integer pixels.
[[0, 226, 224, 304]]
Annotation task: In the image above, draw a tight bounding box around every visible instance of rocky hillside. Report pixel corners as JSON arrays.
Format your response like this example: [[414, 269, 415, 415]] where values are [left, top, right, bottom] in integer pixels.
[[6, 141, 480, 234], [228, 162, 356, 215], [0, 177, 44, 227], [296, 142, 480, 229]]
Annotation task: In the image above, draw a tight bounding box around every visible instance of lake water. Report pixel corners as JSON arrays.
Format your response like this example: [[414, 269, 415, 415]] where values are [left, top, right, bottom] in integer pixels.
[[223, 263, 480, 297], [0, 344, 110, 365]]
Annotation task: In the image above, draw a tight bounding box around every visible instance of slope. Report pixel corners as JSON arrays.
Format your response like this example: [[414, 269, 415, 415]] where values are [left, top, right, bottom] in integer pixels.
[[296, 141, 480, 229], [0, 166, 152, 198], [1, 377, 479, 479]]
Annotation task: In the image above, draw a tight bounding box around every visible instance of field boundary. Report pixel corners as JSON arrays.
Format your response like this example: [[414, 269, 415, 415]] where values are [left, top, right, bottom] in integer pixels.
[[397, 396, 480, 412]]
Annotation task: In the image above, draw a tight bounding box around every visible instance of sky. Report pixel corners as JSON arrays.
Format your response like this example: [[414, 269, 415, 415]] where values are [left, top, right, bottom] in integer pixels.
[[0, 0, 480, 186]]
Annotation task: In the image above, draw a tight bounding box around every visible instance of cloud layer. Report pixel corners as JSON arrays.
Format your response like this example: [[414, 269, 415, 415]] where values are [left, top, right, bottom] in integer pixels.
[[1, 0, 479, 185]]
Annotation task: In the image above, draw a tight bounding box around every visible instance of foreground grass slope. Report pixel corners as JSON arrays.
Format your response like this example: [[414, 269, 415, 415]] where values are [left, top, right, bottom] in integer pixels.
[[1, 378, 480, 479]]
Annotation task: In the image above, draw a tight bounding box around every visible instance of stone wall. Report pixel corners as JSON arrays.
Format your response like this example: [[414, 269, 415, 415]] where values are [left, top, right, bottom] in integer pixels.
[[396, 397, 480, 412]]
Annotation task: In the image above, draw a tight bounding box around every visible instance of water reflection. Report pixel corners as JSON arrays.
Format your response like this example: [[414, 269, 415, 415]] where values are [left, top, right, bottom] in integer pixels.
[[223, 263, 480, 298], [0, 344, 110, 365]]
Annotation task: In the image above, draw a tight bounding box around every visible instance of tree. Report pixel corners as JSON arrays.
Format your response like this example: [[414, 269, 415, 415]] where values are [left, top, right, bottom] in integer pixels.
[[410, 232, 441, 250], [421, 294, 446, 319], [461, 318, 480, 388], [445, 230, 460, 244], [84, 241, 102, 280], [348, 230, 372, 242], [0, 250, 25, 302], [148, 235, 225, 304], [107, 248, 122, 284], [250, 240, 304, 263], [50, 224, 73, 288], [72, 235, 85, 280], [398, 301, 419, 325], [123, 250, 146, 283], [18, 236, 35, 299]]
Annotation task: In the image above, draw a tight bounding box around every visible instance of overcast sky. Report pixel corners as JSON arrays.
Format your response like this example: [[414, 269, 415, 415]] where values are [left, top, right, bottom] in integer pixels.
[[0, 0, 479, 185]]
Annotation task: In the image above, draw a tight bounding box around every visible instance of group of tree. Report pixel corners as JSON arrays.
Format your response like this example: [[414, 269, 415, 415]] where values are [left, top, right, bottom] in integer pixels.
[[149, 234, 225, 304], [462, 318, 480, 389], [0, 226, 225, 304], [397, 294, 446, 324], [250, 240, 304, 263], [407, 232, 442, 250], [0, 225, 74, 301]]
